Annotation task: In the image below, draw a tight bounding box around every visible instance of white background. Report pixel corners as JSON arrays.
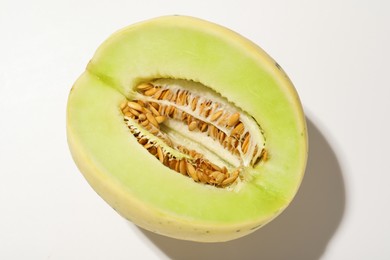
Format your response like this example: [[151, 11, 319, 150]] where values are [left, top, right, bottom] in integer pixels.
[[1, 0, 389, 259]]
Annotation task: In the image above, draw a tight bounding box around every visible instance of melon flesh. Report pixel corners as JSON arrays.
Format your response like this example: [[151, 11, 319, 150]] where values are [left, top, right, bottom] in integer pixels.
[[67, 16, 307, 242]]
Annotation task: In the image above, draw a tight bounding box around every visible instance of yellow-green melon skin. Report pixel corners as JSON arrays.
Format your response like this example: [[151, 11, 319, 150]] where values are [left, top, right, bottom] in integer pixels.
[[67, 16, 307, 242]]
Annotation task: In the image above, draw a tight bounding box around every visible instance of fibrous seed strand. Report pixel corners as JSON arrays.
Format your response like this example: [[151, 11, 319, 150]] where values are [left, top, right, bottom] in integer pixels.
[[121, 81, 266, 187]]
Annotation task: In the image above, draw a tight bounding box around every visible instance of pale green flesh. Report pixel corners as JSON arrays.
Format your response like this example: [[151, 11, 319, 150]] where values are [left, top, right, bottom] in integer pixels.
[[68, 73, 286, 222], [67, 16, 307, 236]]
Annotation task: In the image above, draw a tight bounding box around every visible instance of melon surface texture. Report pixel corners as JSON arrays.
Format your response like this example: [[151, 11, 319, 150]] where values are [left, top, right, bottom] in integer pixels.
[[67, 15, 308, 242]]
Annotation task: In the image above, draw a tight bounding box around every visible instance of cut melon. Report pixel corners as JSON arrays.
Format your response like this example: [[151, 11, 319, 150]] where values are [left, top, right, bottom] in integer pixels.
[[67, 15, 307, 242]]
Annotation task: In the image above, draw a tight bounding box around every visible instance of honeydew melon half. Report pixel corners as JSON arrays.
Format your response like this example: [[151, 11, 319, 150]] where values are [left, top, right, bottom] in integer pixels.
[[67, 15, 307, 242]]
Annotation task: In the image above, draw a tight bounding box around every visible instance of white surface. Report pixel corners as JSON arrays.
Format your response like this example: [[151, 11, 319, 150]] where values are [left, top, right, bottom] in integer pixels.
[[1, 0, 389, 259]]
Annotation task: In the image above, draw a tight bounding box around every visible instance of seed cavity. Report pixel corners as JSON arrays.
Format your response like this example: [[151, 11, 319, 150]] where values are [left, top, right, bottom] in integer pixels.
[[121, 79, 266, 188]]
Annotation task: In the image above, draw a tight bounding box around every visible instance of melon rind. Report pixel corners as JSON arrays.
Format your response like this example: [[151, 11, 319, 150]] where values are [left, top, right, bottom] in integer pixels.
[[67, 16, 307, 242]]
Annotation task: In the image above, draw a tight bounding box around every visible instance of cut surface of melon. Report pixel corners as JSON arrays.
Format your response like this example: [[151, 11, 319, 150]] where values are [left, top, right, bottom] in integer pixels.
[[67, 15, 307, 242]]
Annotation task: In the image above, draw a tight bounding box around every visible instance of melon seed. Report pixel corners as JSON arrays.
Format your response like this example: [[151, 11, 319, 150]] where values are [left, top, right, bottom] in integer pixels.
[[120, 81, 266, 187]]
